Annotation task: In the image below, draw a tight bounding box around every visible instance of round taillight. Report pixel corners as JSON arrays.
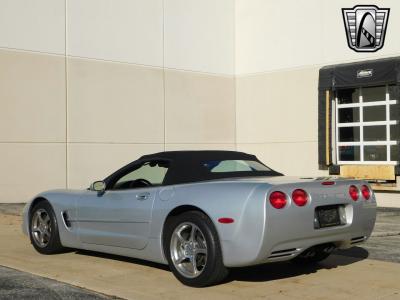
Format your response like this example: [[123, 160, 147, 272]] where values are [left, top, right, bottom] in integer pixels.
[[361, 185, 371, 200], [349, 185, 359, 201], [292, 189, 308, 206], [269, 191, 287, 209]]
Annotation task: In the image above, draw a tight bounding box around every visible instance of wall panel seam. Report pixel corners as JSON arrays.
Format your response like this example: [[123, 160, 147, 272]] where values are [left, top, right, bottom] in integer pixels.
[[65, 0, 68, 189], [66, 142, 165, 145], [236, 51, 400, 77], [237, 141, 318, 144], [233, 0, 237, 151], [0, 46, 65, 57], [66, 54, 235, 77], [0, 46, 235, 77], [162, 0, 166, 151], [0, 142, 67, 144]]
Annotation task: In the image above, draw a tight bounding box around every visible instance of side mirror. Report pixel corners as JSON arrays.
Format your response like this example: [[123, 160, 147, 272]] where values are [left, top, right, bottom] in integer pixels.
[[90, 181, 106, 193]]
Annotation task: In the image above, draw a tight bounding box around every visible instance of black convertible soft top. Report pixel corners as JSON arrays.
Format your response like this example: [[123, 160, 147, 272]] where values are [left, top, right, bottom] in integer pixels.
[[104, 151, 283, 187], [140, 150, 283, 185], [140, 150, 257, 161]]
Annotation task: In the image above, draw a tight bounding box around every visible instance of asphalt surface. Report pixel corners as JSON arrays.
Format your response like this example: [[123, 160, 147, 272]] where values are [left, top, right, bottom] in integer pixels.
[[0, 204, 399, 299], [0, 266, 118, 300], [335, 207, 400, 263], [0, 204, 119, 300]]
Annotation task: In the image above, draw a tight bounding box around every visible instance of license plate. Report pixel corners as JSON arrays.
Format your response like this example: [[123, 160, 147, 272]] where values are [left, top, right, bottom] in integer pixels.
[[316, 205, 342, 228]]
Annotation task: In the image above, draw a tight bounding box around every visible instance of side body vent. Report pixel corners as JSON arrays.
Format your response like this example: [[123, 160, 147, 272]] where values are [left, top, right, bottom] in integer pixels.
[[61, 211, 72, 228]]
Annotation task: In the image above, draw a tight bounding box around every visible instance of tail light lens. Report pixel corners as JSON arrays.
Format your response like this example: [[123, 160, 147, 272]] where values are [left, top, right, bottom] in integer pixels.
[[269, 191, 287, 209], [292, 189, 308, 206], [349, 185, 359, 201], [361, 185, 371, 200]]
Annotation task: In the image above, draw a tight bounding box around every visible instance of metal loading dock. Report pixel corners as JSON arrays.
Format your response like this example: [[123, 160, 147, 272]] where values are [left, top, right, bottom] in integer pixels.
[[318, 57, 400, 190]]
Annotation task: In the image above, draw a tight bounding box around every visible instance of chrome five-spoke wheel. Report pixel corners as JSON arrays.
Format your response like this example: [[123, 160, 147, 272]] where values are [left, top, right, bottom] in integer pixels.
[[170, 222, 207, 278], [164, 211, 228, 286], [29, 200, 66, 254], [31, 208, 52, 248]]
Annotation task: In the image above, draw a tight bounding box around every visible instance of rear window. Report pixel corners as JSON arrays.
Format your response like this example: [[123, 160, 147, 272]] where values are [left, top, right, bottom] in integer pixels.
[[203, 160, 271, 173]]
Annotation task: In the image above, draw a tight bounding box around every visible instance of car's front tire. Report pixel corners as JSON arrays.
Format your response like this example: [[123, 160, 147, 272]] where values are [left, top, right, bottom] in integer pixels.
[[29, 200, 65, 254], [163, 210, 229, 287]]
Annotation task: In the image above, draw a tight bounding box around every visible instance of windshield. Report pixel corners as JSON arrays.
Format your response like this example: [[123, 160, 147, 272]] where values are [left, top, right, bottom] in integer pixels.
[[203, 160, 272, 173]]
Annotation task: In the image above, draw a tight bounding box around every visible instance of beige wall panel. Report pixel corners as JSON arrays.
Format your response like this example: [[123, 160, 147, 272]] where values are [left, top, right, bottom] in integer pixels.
[[68, 143, 164, 189], [375, 192, 400, 208], [235, 0, 322, 74], [165, 70, 235, 144], [0, 50, 66, 142], [236, 67, 319, 143], [0, 0, 65, 54], [237, 142, 328, 177], [165, 0, 235, 74], [68, 58, 164, 143], [236, 0, 400, 75], [67, 0, 163, 66], [165, 144, 235, 151], [0, 143, 66, 203]]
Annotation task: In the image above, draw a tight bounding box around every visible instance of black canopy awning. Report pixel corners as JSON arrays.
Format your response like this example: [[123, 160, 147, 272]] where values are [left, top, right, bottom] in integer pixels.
[[319, 56, 400, 90]]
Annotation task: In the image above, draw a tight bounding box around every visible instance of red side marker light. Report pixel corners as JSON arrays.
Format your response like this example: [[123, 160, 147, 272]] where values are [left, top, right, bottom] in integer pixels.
[[218, 217, 234, 224]]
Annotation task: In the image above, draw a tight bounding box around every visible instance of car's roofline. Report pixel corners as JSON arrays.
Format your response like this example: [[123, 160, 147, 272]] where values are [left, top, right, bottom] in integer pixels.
[[139, 150, 257, 161]]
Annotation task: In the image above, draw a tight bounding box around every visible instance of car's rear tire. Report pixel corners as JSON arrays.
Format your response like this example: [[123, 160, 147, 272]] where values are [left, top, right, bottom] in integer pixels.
[[163, 210, 229, 287], [29, 200, 65, 254]]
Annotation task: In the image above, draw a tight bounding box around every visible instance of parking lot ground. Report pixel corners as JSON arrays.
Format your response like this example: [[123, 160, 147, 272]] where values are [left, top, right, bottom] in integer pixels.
[[0, 266, 117, 300], [336, 207, 400, 263], [0, 204, 399, 300]]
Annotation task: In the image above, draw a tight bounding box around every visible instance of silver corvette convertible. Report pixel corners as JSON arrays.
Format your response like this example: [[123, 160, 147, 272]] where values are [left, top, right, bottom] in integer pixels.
[[23, 151, 376, 286]]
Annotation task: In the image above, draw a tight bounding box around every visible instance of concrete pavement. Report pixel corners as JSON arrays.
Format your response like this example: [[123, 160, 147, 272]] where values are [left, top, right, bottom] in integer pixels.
[[336, 207, 400, 263], [0, 266, 117, 300]]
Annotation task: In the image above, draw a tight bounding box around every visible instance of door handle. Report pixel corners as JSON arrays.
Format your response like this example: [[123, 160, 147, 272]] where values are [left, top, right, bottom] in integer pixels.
[[136, 192, 150, 200]]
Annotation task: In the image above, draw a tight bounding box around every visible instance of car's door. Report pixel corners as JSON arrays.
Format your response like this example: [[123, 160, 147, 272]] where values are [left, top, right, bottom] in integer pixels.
[[76, 160, 169, 250]]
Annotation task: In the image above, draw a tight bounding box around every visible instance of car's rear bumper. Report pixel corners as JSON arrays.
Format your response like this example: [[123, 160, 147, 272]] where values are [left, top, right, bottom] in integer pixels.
[[263, 229, 371, 263], [221, 191, 376, 267]]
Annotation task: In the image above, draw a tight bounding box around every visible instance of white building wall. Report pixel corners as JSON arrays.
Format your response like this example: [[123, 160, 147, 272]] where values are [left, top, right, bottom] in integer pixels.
[[0, 0, 67, 203], [235, 0, 400, 176], [0, 0, 66, 54], [0, 0, 235, 203], [1, 0, 400, 202], [235, 0, 400, 75]]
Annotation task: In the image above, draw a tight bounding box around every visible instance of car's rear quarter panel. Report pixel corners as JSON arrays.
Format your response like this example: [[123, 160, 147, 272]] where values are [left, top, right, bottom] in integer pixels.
[[150, 181, 268, 265]]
